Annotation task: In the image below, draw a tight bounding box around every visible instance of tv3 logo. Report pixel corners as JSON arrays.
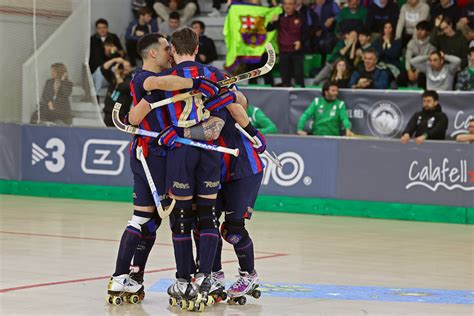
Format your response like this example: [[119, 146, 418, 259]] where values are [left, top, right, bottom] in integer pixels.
[[31, 138, 66, 173], [81, 139, 129, 175]]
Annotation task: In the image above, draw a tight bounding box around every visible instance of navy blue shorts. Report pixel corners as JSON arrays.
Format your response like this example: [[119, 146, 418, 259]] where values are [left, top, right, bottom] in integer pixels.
[[166, 145, 222, 197], [216, 172, 263, 221], [130, 151, 168, 207]]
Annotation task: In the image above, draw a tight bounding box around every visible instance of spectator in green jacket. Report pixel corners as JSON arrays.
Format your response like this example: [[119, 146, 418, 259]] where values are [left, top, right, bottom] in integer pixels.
[[297, 81, 353, 136], [246, 104, 278, 134]]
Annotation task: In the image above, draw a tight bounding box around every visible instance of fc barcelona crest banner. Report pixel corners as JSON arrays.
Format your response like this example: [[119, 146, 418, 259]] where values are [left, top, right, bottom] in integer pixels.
[[223, 4, 282, 69]]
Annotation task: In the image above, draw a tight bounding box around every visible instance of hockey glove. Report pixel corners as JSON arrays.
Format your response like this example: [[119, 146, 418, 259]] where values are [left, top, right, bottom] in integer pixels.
[[243, 123, 266, 154], [156, 126, 178, 149], [192, 77, 219, 98], [204, 88, 236, 112]]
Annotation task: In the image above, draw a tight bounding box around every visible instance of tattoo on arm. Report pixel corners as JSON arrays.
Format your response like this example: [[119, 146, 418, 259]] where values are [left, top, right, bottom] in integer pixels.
[[184, 116, 225, 141]]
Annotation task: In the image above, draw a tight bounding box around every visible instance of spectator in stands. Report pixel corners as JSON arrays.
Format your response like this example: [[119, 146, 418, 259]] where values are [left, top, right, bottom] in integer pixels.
[[400, 90, 448, 144], [297, 81, 353, 136], [132, 0, 150, 18], [457, 1, 474, 45], [430, 0, 460, 27], [366, 0, 400, 35], [349, 48, 390, 89], [456, 118, 474, 142], [244, 103, 278, 134], [296, 0, 321, 52], [329, 59, 352, 88], [125, 8, 158, 66], [455, 47, 474, 90], [431, 16, 470, 68], [400, 20, 434, 88], [191, 20, 218, 64], [160, 11, 182, 37], [336, 0, 367, 34], [31, 63, 73, 125], [208, 0, 225, 17], [410, 51, 461, 90], [153, 0, 197, 24], [354, 27, 373, 67], [373, 21, 402, 83], [267, 0, 307, 87], [100, 57, 133, 127], [314, 29, 358, 85], [310, 0, 340, 54], [395, 0, 430, 47]]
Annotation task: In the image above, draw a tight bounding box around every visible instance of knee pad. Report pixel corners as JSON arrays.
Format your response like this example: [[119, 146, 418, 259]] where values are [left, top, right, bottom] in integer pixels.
[[128, 210, 156, 234], [170, 207, 195, 234], [141, 211, 162, 236], [221, 220, 248, 245], [197, 205, 219, 231]]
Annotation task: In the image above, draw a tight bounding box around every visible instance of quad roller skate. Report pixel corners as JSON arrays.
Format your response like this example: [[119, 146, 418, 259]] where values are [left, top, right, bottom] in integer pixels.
[[129, 266, 145, 300], [106, 273, 145, 305], [167, 278, 207, 312], [227, 269, 261, 305], [193, 273, 216, 307], [209, 270, 227, 303]]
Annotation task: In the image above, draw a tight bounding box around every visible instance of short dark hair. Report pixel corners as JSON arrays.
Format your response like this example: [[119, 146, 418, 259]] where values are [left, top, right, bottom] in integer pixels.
[[104, 38, 117, 46], [441, 16, 453, 26], [358, 27, 371, 37], [323, 81, 338, 94], [191, 20, 205, 31], [430, 51, 444, 59], [169, 11, 181, 20], [171, 27, 198, 55], [364, 47, 378, 59], [422, 90, 439, 101], [138, 7, 153, 16], [416, 20, 431, 32], [137, 33, 166, 58], [95, 18, 108, 27]]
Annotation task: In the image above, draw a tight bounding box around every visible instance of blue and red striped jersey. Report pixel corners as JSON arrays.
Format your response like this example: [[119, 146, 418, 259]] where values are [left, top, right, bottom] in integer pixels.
[[160, 61, 226, 128], [216, 109, 265, 183]]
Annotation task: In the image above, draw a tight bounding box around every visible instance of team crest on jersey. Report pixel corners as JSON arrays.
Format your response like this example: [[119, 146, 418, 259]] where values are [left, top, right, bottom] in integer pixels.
[[240, 15, 267, 47]]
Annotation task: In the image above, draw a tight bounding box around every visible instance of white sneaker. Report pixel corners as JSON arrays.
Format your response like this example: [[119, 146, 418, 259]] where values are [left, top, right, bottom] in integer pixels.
[[208, 8, 221, 17]]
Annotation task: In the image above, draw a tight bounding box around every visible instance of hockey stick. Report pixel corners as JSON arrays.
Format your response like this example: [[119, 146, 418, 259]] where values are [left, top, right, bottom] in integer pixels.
[[112, 103, 239, 157], [148, 43, 276, 110], [136, 146, 175, 219], [235, 123, 283, 169]]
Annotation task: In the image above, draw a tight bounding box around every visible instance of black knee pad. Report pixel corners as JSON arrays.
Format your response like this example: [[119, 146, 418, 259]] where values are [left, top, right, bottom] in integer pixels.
[[197, 205, 219, 230], [220, 220, 249, 245], [170, 207, 195, 234], [141, 210, 162, 236]]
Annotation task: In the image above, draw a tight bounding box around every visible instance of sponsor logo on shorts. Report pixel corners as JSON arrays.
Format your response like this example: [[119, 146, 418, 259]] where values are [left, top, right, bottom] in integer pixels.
[[173, 181, 190, 189], [204, 180, 220, 188]]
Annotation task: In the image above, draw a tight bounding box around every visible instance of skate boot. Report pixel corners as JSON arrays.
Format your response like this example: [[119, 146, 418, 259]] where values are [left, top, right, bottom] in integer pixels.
[[167, 278, 203, 311], [209, 270, 227, 303], [227, 269, 261, 305], [106, 274, 145, 305], [194, 272, 215, 307], [129, 266, 144, 284]]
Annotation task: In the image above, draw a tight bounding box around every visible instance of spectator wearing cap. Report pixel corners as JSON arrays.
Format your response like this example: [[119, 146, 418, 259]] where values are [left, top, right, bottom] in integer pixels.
[[455, 47, 474, 90], [395, 0, 430, 47], [410, 51, 461, 90], [159, 11, 181, 37], [336, 0, 367, 34], [431, 15, 470, 68], [366, 0, 400, 35], [349, 48, 390, 89], [153, 0, 197, 25], [191, 20, 218, 65], [125, 7, 158, 66]]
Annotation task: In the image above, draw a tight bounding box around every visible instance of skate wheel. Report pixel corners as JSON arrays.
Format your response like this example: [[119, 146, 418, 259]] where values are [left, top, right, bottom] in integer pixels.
[[187, 300, 195, 311], [129, 294, 140, 304], [112, 296, 123, 305], [180, 300, 188, 310], [195, 292, 203, 303], [238, 296, 247, 305], [221, 292, 228, 301], [106, 295, 113, 305], [252, 290, 261, 299], [205, 295, 215, 306], [197, 302, 205, 312], [169, 297, 178, 307], [227, 298, 236, 305]]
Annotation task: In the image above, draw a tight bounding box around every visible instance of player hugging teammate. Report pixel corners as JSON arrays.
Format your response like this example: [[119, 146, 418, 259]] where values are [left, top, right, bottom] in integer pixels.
[[107, 28, 266, 312]]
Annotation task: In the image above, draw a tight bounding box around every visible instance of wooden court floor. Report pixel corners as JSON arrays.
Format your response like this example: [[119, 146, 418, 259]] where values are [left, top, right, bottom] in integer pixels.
[[0, 195, 473, 315]]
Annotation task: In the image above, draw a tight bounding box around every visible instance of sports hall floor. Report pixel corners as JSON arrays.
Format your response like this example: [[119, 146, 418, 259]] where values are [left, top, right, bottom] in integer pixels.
[[0, 195, 473, 315]]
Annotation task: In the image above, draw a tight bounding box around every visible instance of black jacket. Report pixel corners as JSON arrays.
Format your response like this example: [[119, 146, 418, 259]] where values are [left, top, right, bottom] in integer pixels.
[[101, 67, 132, 127], [89, 33, 123, 73], [196, 35, 218, 64], [403, 104, 448, 140]]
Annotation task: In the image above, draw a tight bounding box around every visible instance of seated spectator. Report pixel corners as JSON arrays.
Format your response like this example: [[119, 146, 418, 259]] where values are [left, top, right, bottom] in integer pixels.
[[373, 21, 402, 82], [349, 48, 390, 89], [244, 104, 278, 134], [430, 0, 460, 27], [329, 59, 352, 88], [400, 90, 448, 144], [366, 0, 400, 35], [267, 0, 307, 87], [457, 1, 474, 45], [159, 11, 181, 37], [456, 118, 474, 142], [314, 29, 358, 85], [132, 0, 149, 18], [153, 0, 197, 24], [354, 28, 373, 67], [100, 57, 133, 126], [125, 8, 158, 66], [309, 0, 340, 54], [455, 47, 474, 90], [191, 20, 217, 64], [31, 63, 73, 125], [410, 51, 461, 90], [399, 20, 434, 88], [297, 81, 353, 136], [336, 0, 367, 34], [431, 16, 470, 68], [396, 0, 430, 47]]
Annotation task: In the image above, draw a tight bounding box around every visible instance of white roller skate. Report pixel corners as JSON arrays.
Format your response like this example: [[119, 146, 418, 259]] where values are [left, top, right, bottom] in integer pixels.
[[209, 270, 227, 303], [194, 273, 216, 307], [106, 274, 145, 305], [227, 269, 261, 305], [167, 278, 206, 312]]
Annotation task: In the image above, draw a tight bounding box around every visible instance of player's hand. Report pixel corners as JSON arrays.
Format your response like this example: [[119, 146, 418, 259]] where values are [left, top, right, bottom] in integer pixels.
[[400, 133, 410, 144], [192, 77, 219, 98], [243, 123, 266, 154], [156, 126, 178, 148], [204, 87, 236, 112]]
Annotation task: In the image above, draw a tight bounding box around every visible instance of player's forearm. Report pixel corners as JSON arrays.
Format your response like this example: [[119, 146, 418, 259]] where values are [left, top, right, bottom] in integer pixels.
[[183, 116, 224, 141], [227, 103, 250, 127], [128, 98, 151, 125], [143, 75, 193, 91]]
